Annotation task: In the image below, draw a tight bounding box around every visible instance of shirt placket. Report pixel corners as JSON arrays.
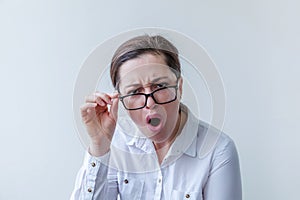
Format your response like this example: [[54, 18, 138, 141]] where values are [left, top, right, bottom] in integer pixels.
[[153, 170, 163, 200], [85, 156, 101, 200]]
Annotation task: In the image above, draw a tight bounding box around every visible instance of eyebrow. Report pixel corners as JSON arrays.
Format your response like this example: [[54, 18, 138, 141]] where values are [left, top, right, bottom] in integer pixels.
[[123, 76, 171, 90]]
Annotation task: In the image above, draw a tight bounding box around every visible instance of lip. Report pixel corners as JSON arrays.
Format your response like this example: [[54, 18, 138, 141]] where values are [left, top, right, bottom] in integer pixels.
[[145, 113, 163, 133]]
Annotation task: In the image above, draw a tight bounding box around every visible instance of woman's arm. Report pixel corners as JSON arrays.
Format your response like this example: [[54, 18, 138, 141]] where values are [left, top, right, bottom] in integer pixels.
[[203, 138, 242, 200], [70, 92, 120, 199], [70, 151, 118, 200]]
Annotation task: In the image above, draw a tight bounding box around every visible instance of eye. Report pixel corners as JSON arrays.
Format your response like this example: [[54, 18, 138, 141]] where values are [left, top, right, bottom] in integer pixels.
[[152, 82, 168, 90], [128, 88, 142, 95]]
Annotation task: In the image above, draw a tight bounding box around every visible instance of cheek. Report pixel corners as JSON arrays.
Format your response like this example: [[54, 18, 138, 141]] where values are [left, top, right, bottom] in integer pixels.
[[163, 101, 180, 121], [127, 100, 180, 127], [168, 94, 181, 108], [128, 110, 144, 125]]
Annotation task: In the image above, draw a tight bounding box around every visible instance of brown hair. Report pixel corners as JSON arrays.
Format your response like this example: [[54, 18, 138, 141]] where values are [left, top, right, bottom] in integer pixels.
[[110, 35, 181, 88]]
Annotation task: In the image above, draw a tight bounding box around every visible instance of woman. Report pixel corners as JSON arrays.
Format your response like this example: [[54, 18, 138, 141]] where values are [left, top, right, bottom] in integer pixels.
[[71, 35, 242, 200]]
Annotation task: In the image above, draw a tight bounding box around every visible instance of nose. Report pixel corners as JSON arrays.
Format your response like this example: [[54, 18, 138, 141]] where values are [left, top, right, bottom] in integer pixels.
[[144, 88, 156, 109], [145, 94, 156, 109]]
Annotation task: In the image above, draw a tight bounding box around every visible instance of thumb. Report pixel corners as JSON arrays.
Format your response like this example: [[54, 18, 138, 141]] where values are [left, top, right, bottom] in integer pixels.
[[110, 94, 119, 122]]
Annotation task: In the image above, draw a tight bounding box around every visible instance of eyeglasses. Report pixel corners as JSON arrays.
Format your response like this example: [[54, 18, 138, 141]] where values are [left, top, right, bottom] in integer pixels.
[[119, 85, 178, 110]]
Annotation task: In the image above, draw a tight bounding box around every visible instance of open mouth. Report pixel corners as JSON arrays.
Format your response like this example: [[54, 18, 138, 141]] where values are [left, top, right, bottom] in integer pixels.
[[145, 114, 164, 133], [148, 117, 161, 127]]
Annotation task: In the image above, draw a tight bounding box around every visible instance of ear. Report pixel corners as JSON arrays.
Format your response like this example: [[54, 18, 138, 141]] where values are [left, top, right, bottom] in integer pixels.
[[178, 77, 183, 99]]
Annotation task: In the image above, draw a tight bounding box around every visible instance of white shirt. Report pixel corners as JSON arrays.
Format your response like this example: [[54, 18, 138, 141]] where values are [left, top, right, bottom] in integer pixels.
[[71, 108, 242, 200]]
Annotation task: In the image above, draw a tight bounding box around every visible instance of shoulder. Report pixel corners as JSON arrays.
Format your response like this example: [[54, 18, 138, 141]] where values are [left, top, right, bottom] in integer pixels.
[[195, 120, 240, 174], [182, 107, 238, 160], [196, 120, 238, 161]]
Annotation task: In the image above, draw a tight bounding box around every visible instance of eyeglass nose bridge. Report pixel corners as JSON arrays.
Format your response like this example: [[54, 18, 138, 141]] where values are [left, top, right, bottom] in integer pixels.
[[143, 91, 159, 106]]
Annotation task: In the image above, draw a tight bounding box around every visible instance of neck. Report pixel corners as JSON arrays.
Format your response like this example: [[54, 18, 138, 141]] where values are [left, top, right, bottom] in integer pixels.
[[153, 110, 181, 150], [153, 107, 187, 164]]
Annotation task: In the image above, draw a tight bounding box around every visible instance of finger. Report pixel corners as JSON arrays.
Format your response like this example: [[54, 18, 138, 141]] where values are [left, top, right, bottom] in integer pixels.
[[110, 94, 119, 121], [94, 92, 113, 105], [85, 94, 107, 106], [85, 95, 100, 103], [80, 102, 97, 115], [110, 92, 119, 99]]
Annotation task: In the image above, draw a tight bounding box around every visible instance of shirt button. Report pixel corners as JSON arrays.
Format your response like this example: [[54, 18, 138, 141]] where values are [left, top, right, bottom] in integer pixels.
[[87, 188, 93, 193], [185, 194, 190, 198], [158, 178, 161, 183], [124, 179, 129, 184], [91, 162, 96, 167]]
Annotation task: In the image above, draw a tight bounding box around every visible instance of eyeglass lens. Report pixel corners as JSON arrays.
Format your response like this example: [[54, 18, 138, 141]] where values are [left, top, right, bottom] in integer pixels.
[[122, 86, 177, 110]]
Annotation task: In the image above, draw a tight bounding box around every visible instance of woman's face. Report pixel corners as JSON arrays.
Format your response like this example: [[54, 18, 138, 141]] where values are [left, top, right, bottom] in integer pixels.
[[118, 53, 182, 144]]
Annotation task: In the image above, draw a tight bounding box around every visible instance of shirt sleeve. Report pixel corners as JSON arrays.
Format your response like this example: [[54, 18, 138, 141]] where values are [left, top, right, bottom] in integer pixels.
[[70, 150, 119, 200], [203, 137, 242, 200]]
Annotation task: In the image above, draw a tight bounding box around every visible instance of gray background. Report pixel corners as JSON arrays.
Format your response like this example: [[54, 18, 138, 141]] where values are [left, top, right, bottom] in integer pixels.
[[0, 0, 299, 199]]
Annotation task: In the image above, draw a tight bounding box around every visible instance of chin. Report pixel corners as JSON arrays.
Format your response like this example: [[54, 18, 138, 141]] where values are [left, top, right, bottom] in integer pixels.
[[148, 132, 171, 144], [142, 129, 161, 140]]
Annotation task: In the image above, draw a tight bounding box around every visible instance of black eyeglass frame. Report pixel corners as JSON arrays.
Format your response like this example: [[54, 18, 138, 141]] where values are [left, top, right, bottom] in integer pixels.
[[119, 85, 178, 110]]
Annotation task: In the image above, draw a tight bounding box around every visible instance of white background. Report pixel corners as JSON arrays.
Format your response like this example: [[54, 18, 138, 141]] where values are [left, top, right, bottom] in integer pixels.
[[0, 0, 299, 199]]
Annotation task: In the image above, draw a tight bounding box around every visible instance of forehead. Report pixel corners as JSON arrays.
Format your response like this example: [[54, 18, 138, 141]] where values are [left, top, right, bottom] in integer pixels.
[[118, 54, 177, 85]]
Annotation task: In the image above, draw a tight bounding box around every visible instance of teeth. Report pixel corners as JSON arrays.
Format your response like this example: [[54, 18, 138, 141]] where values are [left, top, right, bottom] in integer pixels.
[[149, 118, 160, 126]]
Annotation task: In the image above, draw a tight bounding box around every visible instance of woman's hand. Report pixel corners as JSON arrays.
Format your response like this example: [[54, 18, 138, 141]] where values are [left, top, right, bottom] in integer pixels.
[[80, 92, 119, 156]]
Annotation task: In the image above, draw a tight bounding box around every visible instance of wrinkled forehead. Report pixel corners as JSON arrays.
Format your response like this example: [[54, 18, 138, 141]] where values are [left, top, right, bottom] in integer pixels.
[[117, 63, 178, 91]]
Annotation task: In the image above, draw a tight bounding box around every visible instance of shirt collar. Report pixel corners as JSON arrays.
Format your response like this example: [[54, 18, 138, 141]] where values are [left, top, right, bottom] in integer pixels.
[[166, 107, 199, 158], [126, 136, 155, 153]]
